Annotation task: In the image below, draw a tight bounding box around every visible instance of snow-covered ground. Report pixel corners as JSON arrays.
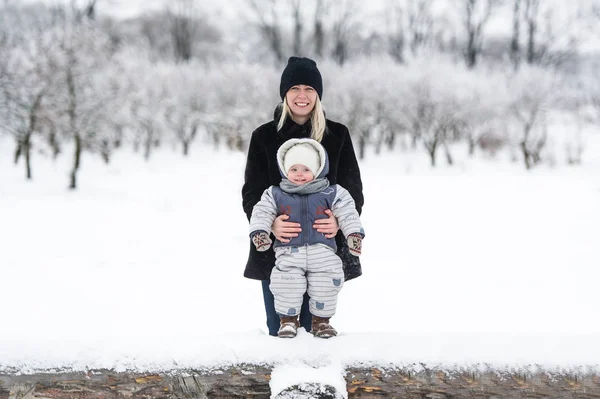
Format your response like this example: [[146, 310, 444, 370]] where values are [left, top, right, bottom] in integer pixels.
[[1, 134, 599, 396]]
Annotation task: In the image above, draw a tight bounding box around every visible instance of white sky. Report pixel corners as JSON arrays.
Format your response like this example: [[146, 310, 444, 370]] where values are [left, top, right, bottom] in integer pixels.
[[15, 0, 599, 53]]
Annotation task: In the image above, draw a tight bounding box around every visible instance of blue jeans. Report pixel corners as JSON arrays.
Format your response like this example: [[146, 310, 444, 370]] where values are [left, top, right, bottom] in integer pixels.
[[262, 280, 312, 336]]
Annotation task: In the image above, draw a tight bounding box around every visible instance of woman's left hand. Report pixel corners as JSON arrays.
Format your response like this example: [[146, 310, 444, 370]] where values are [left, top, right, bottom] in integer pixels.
[[313, 209, 339, 239]]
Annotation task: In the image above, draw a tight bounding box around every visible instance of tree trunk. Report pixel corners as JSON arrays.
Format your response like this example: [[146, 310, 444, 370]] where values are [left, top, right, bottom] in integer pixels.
[[332, 39, 347, 66], [314, 22, 324, 57], [527, 20, 536, 63], [144, 128, 153, 161], [510, 0, 521, 69], [521, 122, 534, 170], [100, 139, 110, 164], [265, 25, 284, 63], [521, 141, 532, 169], [314, 0, 325, 57], [292, 3, 302, 55], [357, 135, 366, 160], [411, 133, 419, 150], [444, 141, 454, 165], [172, 15, 193, 63], [13, 141, 22, 165], [428, 141, 437, 167], [49, 129, 61, 159], [386, 130, 396, 151], [113, 125, 123, 149], [466, 30, 477, 68], [24, 135, 32, 180], [525, 0, 539, 64], [69, 133, 82, 190]]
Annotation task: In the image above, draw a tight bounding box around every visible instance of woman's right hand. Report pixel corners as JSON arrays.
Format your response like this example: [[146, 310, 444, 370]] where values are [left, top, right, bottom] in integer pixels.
[[272, 214, 302, 243]]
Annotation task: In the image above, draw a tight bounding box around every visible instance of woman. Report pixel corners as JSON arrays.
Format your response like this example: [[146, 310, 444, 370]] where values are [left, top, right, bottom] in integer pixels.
[[242, 56, 364, 336]]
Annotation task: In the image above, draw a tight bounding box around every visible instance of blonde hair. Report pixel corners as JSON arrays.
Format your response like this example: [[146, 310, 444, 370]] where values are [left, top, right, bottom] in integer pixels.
[[277, 97, 326, 142]]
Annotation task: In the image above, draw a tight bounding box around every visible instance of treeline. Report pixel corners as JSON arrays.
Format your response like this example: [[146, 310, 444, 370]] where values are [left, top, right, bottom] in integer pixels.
[[0, 0, 599, 189]]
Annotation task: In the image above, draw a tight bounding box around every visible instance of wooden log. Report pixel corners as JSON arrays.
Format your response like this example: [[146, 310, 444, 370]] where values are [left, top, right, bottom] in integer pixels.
[[0, 365, 272, 399], [1, 366, 599, 398], [345, 366, 600, 398]]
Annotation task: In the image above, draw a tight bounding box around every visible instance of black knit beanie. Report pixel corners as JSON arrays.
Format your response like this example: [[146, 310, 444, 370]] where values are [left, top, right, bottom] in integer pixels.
[[279, 56, 323, 100]]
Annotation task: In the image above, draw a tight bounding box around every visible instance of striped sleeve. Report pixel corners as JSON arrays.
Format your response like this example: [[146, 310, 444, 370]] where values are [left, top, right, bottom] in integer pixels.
[[332, 185, 364, 238], [249, 186, 278, 236]]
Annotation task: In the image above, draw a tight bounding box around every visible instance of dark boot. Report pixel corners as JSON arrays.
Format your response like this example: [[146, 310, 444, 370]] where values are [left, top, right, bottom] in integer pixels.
[[278, 315, 300, 338], [311, 316, 337, 338]]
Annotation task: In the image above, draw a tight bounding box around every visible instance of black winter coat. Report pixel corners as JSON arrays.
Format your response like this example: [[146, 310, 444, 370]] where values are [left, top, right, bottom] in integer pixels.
[[242, 107, 364, 281]]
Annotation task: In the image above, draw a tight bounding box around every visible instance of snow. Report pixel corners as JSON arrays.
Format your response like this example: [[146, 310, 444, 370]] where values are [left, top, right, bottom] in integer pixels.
[[1, 134, 599, 391]]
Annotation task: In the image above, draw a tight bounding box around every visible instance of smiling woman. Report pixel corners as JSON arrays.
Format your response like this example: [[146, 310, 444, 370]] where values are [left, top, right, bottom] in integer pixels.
[[285, 85, 318, 125], [241, 56, 365, 338]]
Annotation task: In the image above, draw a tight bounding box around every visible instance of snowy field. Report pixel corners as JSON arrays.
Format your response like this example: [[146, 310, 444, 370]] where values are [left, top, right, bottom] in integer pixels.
[[1, 134, 599, 394]]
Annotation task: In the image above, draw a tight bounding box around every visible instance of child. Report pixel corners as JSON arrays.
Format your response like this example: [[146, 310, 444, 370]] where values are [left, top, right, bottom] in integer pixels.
[[249, 138, 364, 338]]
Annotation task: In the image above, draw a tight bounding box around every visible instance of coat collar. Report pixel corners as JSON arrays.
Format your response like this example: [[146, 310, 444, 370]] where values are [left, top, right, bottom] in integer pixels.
[[273, 103, 313, 139]]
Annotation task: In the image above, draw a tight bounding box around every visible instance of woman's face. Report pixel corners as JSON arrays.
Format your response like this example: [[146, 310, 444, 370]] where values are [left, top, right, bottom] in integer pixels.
[[285, 85, 318, 122]]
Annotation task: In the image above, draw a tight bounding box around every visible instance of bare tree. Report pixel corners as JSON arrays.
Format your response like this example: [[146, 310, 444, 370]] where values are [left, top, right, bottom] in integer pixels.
[[386, 0, 437, 63], [290, 0, 303, 55], [246, 0, 285, 63], [400, 81, 461, 166], [510, 0, 521, 69], [313, 0, 329, 57], [508, 66, 555, 169], [522, 0, 583, 68], [1, 30, 61, 180], [523, 0, 540, 64], [130, 78, 166, 161], [463, 0, 503, 68], [386, 0, 406, 63], [55, 22, 114, 190], [407, 0, 435, 55], [169, 0, 196, 63], [162, 67, 208, 156], [331, 0, 358, 65]]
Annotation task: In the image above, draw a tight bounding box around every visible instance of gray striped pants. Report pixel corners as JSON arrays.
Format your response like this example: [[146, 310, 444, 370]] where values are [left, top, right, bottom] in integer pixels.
[[270, 244, 345, 318]]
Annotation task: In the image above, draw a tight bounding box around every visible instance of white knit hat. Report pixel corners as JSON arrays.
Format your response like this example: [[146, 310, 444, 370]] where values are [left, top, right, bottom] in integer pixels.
[[283, 143, 321, 176]]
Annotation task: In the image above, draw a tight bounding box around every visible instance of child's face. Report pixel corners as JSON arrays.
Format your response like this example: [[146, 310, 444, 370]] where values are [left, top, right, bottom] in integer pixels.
[[287, 164, 315, 185]]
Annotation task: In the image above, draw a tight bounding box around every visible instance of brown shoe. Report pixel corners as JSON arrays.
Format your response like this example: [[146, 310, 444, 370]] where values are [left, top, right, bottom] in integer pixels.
[[278, 315, 300, 338], [311, 316, 337, 338]]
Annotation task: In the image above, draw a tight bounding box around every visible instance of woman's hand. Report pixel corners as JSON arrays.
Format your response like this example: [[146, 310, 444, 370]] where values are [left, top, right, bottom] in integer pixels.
[[272, 214, 302, 243], [313, 209, 339, 239]]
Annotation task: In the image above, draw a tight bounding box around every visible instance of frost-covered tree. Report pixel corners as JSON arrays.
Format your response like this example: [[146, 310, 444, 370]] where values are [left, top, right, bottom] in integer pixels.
[[462, 0, 504, 68], [313, 0, 329, 57], [506, 65, 557, 169], [458, 68, 511, 156], [325, 62, 385, 159], [51, 19, 116, 189], [245, 0, 285, 63], [396, 58, 469, 166], [1, 28, 62, 180], [520, 0, 589, 68], [510, 0, 521, 69], [166, 0, 221, 63], [329, 0, 360, 65], [162, 64, 209, 156], [385, 0, 437, 63], [206, 64, 278, 152]]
